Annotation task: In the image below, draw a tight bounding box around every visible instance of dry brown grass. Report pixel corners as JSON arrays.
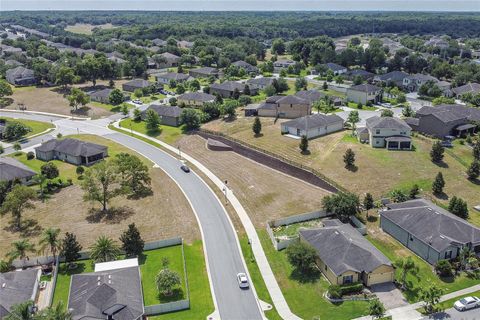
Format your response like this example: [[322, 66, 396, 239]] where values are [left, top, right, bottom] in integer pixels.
[[177, 134, 330, 228], [0, 135, 199, 257], [64, 23, 117, 35], [202, 114, 480, 225], [7, 80, 129, 119]]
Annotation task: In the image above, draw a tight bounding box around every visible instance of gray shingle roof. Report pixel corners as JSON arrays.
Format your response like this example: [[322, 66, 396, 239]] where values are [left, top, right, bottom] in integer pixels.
[[123, 79, 152, 89], [89, 89, 113, 99], [155, 72, 190, 82], [190, 67, 218, 75], [383, 199, 480, 251], [366, 116, 411, 130], [145, 104, 182, 118], [300, 220, 392, 276], [282, 113, 344, 130], [452, 83, 480, 96], [0, 269, 40, 316], [246, 77, 274, 87], [68, 266, 144, 320], [274, 95, 309, 105], [210, 81, 245, 92], [6, 66, 34, 80], [178, 92, 215, 102], [417, 104, 480, 122], [35, 138, 107, 157], [375, 71, 409, 82], [323, 62, 347, 72], [349, 84, 381, 93], [295, 90, 323, 103], [0, 157, 37, 182]]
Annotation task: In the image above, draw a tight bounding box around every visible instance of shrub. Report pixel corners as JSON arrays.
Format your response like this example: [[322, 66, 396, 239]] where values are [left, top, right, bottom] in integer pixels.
[[435, 259, 453, 277], [328, 284, 342, 299], [339, 282, 363, 295], [76, 166, 85, 176], [26, 151, 35, 160], [41, 162, 59, 179]]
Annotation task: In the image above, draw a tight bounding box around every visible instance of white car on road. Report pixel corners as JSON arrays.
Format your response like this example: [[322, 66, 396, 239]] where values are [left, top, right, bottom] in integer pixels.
[[454, 296, 480, 311], [237, 272, 249, 288]]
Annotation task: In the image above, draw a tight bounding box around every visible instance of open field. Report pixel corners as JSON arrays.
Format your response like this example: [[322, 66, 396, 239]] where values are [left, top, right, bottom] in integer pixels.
[[1, 134, 199, 257], [202, 116, 480, 225], [0, 116, 54, 139], [7, 80, 128, 118], [119, 118, 185, 145], [150, 241, 214, 320], [176, 134, 330, 227], [257, 229, 369, 319], [64, 23, 117, 35]]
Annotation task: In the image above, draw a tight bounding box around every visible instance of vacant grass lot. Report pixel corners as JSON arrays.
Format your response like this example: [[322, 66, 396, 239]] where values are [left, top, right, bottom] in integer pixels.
[[176, 134, 329, 227], [119, 118, 185, 145], [64, 23, 116, 35], [257, 229, 369, 319], [0, 117, 54, 138], [1, 134, 198, 257], [140, 245, 186, 305], [8, 80, 128, 118], [202, 116, 480, 225], [150, 241, 214, 320]]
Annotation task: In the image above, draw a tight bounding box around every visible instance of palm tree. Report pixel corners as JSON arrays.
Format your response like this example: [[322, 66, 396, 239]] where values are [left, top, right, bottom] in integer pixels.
[[32, 174, 47, 200], [459, 247, 474, 270], [35, 301, 72, 320], [39, 227, 61, 263], [7, 239, 36, 266], [395, 257, 419, 290], [89, 236, 121, 263], [4, 300, 35, 320]]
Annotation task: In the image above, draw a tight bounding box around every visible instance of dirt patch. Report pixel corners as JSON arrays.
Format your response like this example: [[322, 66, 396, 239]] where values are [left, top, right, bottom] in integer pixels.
[[177, 135, 330, 228], [0, 168, 199, 257]]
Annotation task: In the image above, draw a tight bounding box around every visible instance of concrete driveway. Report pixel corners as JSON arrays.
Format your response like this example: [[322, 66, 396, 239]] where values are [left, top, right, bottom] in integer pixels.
[[371, 283, 409, 309]]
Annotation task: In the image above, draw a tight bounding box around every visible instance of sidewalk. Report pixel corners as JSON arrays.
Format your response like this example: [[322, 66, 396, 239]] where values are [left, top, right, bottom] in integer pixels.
[[354, 284, 480, 320], [112, 122, 302, 320]]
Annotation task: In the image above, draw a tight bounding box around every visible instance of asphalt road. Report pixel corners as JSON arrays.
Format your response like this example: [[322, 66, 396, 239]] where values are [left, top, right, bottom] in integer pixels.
[[422, 307, 480, 320], [0, 111, 264, 320]]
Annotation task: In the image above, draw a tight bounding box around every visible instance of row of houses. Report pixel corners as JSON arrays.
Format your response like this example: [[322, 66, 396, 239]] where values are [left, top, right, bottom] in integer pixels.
[[296, 198, 480, 288], [1, 259, 144, 320]]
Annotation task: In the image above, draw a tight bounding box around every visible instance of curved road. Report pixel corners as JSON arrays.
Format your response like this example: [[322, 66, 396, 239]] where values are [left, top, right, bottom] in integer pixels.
[[0, 111, 264, 320]]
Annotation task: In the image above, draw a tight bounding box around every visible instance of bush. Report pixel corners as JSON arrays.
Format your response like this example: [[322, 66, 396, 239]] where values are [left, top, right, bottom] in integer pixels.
[[339, 282, 363, 295], [76, 166, 85, 176], [26, 151, 35, 160], [41, 162, 59, 179], [328, 284, 342, 299], [435, 259, 453, 277]]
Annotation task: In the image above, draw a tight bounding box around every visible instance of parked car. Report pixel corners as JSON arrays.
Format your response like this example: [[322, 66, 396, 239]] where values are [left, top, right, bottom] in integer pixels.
[[440, 140, 453, 148], [454, 296, 480, 311], [237, 272, 249, 288], [180, 165, 190, 173], [132, 99, 143, 104]]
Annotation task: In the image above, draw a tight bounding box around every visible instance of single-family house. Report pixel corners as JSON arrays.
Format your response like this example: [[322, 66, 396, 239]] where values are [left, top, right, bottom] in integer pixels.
[[6, 66, 36, 86], [0, 269, 41, 319], [0, 44, 23, 55], [373, 71, 409, 87], [281, 113, 344, 139], [231, 61, 259, 74], [177, 92, 215, 107], [209, 81, 256, 98], [295, 90, 343, 106], [406, 104, 479, 138], [88, 89, 129, 104], [346, 84, 382, 105], [424, 37, 449, 49], [246, 77, 275, 91], [322, 62, 348, 75], [380, 199, 480, 264], [452, 82, 480, 97], [0, 157, 37, 184], [189, 67, 219, 79], [68, 259, 144, 320], [273, 59, 295, 72], [402, 74, 439, 92], [346, 69, 375, 81], [5, 59, 24, 67], [35, 138, 108, 166], [155, 72, 192, 85], [177, 40, 194, 49], [122, 79, 154, 93], [142, 104, 182, 127], [156, 52, 181, 68], [300, 220, 394, 286], [152, 39, 167, 47], [363, 116, 412, 149], [257, 95, 311, 119]]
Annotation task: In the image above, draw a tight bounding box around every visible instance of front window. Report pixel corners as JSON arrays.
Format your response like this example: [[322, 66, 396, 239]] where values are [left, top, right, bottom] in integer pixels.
[[376, 129, 380, 134], [445, 250, 452, 259], [343, 275, 353, 284]]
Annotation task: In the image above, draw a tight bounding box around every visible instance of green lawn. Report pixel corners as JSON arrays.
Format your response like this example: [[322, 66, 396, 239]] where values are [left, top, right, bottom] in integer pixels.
[[258, 229, 369, 320], [346, 102, 378, 111], [52, 260, 94, 306], [319, 89, 347, 99], [139, 94, 166, 104], [119, 118, 185, 145], [150, 241, 214, 320], [0, 117, 54, 139], [89, 101, 133, 113], [239, 236, 282, 320], [367, 235, 479, 303], [140, 245, 186, 305]]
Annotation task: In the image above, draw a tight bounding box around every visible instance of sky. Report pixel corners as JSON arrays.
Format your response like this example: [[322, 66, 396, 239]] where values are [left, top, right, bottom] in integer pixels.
[[1, 0, 479, 12]]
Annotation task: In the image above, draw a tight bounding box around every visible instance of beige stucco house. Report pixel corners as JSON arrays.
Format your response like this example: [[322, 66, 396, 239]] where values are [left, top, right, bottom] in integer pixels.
[[300, 220, 394, 286], [257, 95, 311, 119], [363, 116, 412, 150], [347, 84, 382, 105]]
